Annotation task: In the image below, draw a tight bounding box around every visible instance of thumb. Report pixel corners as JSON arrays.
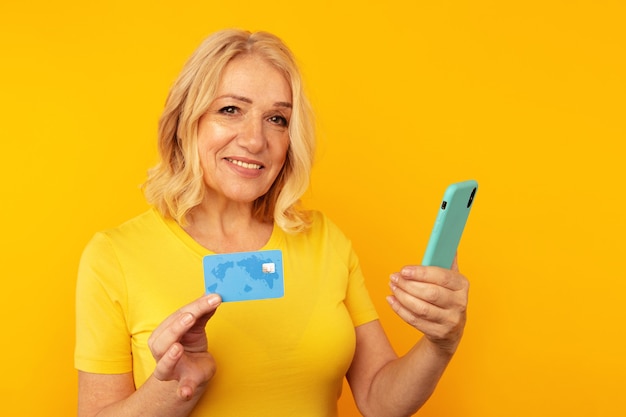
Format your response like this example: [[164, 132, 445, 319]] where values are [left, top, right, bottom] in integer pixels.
[[177, 380, 195, 401]]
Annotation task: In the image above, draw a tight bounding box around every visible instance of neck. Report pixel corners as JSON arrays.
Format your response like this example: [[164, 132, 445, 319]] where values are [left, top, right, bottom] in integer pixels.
[[183, 200, 273, 253]]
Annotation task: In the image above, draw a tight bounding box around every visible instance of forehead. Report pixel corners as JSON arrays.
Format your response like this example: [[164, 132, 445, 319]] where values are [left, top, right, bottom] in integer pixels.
[[217, 54, 292, 102]]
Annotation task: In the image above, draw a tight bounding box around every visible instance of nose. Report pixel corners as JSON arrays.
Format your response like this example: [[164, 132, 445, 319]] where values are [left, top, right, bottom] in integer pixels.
[[237, 116, 267, 154]]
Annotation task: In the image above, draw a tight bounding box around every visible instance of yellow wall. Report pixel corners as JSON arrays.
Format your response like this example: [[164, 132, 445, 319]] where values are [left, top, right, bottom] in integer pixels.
[[1, 1, 624, 415]]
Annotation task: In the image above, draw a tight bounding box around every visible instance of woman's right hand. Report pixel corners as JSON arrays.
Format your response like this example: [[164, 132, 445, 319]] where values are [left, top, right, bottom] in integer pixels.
[[148, 294, 222, 401]]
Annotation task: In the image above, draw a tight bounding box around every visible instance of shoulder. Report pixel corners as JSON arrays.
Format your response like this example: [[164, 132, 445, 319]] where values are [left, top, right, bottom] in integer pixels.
[[81, 209, 165, 259], [300, 210, 353, 249], [103, 208, 163, 237], [89, 209, 164, 245], [304, 210, 342, 234]]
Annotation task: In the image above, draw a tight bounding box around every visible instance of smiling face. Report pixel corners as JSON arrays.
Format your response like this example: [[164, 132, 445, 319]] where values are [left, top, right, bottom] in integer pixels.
[[196, 54, 292, 208]]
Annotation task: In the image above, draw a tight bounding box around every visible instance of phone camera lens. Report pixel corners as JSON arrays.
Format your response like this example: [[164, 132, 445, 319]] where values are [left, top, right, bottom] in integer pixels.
[[441, 201, 447, 210]]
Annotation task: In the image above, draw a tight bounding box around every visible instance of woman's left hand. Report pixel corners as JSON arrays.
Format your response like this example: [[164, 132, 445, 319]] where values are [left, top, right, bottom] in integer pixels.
[[387, 257, 469, 354]]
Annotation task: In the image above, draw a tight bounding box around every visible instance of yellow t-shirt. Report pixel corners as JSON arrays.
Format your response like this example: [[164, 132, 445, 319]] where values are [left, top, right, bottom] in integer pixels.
[[75, 209, 378, 416]]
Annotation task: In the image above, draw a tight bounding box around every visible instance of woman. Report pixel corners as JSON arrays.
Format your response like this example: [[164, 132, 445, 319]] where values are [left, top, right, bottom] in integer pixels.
[[75, 29, 469, 417]]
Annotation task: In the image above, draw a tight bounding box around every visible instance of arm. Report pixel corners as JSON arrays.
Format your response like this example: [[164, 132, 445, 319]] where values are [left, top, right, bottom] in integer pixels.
[[77, 294, 222, 417], [347, 259, 468, 416], [78, 372, 199, 417]]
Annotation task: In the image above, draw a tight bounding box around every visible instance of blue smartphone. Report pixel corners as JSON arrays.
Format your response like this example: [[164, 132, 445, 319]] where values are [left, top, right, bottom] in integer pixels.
[[421, 180, 478, 268]]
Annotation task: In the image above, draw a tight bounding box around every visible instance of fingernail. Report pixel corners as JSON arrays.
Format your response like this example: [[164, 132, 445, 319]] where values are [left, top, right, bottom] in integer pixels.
[[208, 295, 221, 307], [386, 296, 395, 305], [390, 274, 399, 283]]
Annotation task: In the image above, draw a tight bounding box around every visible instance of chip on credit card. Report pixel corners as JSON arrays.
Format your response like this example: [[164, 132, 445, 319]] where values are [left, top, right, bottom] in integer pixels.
[[202, 250, 284, 302]]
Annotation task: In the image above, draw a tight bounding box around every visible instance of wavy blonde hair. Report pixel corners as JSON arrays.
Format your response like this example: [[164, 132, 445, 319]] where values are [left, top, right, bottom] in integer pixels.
[[143, 29, 315, 233]]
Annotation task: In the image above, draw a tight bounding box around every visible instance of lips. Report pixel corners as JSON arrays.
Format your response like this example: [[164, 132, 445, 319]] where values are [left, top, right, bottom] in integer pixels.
[[225, 157, 264, 170]]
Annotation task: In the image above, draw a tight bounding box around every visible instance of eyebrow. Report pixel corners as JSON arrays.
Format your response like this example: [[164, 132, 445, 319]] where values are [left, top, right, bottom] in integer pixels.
[[217, 94, 292, 109]]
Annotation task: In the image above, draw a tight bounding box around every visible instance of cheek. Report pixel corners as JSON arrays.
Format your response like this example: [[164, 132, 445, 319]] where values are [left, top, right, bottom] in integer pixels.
[[197, 125, 230, 158], [272, 145, 289, 170], [274, 135, 291, 162], [196, 140, 213, 164]]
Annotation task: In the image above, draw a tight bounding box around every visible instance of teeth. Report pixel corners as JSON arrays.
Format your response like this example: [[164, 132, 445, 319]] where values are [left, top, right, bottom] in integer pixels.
[[227, 158, 262, 170]]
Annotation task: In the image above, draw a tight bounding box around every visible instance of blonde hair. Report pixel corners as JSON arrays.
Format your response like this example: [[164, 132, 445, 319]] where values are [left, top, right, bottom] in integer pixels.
[[143, 29, 315, 233]]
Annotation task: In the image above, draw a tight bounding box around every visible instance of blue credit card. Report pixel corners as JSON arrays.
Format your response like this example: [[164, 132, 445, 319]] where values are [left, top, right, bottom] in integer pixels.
[[202, 250, 284, 302]]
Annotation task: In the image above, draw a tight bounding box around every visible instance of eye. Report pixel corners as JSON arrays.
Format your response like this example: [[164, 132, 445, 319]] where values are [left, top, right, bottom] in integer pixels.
[[219, 106, 239, 115], [268, 115, 289, 127]]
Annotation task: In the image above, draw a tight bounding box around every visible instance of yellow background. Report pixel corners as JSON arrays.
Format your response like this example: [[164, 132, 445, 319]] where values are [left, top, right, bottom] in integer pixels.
[[1, 1, 624, 415]]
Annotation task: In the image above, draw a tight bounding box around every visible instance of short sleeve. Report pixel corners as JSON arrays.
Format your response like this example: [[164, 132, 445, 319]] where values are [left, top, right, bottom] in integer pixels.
[[344, 246, 379, 327], [74, 232, 132, 374], [319, 212, 379, 327]]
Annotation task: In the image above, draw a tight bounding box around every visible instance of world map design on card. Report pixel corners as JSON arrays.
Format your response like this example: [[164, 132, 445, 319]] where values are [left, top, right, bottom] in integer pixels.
[[203, 250, 284, 302]]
